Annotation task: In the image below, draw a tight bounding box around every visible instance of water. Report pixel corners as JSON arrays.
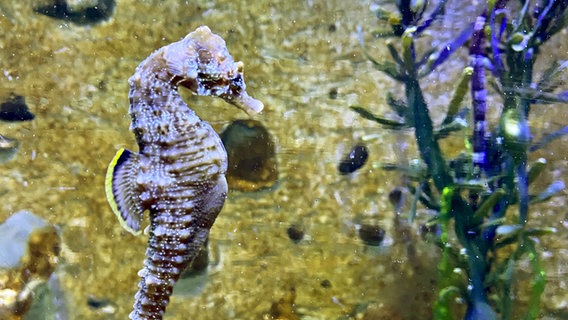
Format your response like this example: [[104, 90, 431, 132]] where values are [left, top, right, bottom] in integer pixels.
[[1, 0, 567, 319]]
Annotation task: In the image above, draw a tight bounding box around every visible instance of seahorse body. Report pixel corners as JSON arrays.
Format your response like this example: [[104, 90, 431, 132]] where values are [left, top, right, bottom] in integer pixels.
[[105, 26, 263, 320]]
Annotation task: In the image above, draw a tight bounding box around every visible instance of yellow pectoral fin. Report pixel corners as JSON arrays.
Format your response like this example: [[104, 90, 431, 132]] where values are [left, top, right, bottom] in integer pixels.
[[105, 148, 144, 236]]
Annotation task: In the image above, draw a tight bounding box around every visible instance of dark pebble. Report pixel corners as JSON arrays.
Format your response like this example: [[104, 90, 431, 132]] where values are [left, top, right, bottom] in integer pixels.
[[87, 295, 111, 310], [358, 224, 385, 246], [338, 144, 368, 175], [328, 87, 338, 99], [388, 188, 403, 209], [34, 0, 116, 25], [0, 94, 34, 122], [286, 224, 304, 243], [320, 279, 332, 288]]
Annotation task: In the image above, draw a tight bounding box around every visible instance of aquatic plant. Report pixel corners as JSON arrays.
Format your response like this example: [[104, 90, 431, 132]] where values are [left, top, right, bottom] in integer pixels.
[[353, 1, 568, 319]]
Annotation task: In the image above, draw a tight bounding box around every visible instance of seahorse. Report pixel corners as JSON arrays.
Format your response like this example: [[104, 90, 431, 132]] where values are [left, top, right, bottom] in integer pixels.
[[104, 26, 263, 320]]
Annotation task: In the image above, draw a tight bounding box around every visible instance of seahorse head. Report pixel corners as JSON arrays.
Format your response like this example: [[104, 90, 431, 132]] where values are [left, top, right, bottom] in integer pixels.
[[164, 26, 264, 116]]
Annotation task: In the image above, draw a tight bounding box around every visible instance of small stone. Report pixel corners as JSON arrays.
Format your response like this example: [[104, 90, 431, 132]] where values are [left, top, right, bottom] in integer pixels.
[[87, 295, 116, 314], [338, 144, 368, 175], [358, 224, 386, 246], [220, 119, 278, 192], [388, 188, 403, 209], [286, 224, 304, 243], [0, 94, 34, 122], [320, 279, 332, 288], [34, 0, 116, 25], [328, 87, 338, 99]]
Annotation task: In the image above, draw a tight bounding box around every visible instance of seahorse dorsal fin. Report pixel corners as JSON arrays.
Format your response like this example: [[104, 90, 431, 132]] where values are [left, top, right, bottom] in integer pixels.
[[105, 148, 144, 236]]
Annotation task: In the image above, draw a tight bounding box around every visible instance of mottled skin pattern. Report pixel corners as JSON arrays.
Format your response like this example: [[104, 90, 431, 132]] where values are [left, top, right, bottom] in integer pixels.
[[115, 26, 263, 319]]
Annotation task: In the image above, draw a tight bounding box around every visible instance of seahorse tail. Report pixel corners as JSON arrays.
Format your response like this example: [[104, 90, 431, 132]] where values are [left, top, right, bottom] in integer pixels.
[[130, 219, 203, 320]]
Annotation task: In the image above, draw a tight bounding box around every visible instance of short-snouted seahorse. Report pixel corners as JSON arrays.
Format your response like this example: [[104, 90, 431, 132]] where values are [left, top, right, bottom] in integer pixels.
[[104, 26, 264, 320]]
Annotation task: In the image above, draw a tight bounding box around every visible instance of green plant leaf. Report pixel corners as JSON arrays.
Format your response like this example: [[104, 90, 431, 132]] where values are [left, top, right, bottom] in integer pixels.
[[525, 227, 557, 237], [454, 178, 493, 192], [435, 112, 468, 139], [504, 87, 568, 104], [479, 217, 506, 230], [527, 158, 547, 184], [545, 5, 568, 39], [474, 189, 506, 219], [443, 67, 473, 125], [378, 159, 429, 180], [530, 126, 568, 152], [530, 180, 565, 204], [524, 238, 546, 320], [402, 27, 418, 74], [537, 60, 568, 93], [386, 92, 408, 118], [434, 286, 461, 320], [357, 26, 405, 80], [350, 106, 407, 129], [386, 41, 405, 67], [408, 182, 422, 223]]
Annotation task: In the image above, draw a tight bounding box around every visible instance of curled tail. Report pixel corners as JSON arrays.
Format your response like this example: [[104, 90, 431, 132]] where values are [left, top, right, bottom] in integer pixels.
[[131, 224, 203, 319], [130, 174, 227, 320]]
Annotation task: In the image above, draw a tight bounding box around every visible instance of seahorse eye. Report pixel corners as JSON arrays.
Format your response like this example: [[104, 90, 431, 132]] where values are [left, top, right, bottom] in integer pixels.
[[229, 74, 244, 94]]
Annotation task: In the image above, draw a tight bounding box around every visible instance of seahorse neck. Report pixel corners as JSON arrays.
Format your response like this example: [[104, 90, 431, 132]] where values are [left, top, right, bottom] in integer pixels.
[[129, 48, 193, 108], [127, 53, 202, 152]]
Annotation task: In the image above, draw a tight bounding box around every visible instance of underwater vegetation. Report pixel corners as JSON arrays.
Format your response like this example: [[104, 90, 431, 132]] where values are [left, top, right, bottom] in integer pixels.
[[353, 0, 568, 319], [104, 26, 263, 319]]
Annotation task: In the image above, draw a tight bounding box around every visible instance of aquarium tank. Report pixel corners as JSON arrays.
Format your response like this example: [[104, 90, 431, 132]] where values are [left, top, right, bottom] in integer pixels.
[[1, 1, 567, 319]]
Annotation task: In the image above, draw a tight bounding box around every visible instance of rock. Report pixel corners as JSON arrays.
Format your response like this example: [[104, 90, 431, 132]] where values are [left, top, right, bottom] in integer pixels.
[[34, 0, 116, 25], [0, 211, 49, 269], [388, 188, 404, 211], [0, 211, 61, 319], [220, 119, 278, 191], [338, 144, 368, 175], [0, 94, 34, 122], [286, 224, 304, 243], [358, 224, 386, 246], [86, 295, 117, 315]]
